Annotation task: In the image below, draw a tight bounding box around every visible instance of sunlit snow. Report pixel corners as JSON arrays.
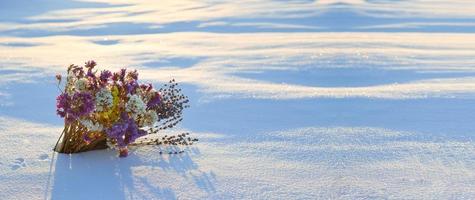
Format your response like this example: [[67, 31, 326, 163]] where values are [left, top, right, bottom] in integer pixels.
[[0, 0, 474, 199]]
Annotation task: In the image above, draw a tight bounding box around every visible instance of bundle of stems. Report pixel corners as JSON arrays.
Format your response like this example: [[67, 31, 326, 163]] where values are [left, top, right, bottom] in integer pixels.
[[53, 122, 198, 154], [54, 121, 108, 153]]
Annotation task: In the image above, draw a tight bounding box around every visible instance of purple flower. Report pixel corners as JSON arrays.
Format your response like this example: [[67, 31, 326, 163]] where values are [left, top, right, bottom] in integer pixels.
[[56, 93, 70, 118], [82, 61, 97, 84], [106, 120, 129, 147], [126, 80, 139, 94], [127, 70, 138, 81], [147, 92, 161, 109], [140, 83, 153, 92], [106, 112, 146, 148], [119, 68, 126, 82], [56, 92, 95, 123], [125, 118, 147, 143], [72, 66, 85, 78], [71, 92, 95, 116], [85, 60, 96, 69], [86, 70, 95, 79], [99, 70, 112, 85], [112, 72, 120, 82]]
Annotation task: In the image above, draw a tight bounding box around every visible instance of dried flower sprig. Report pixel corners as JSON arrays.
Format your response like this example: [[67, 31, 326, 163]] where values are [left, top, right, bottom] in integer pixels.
[[54, 61, 196, 157]]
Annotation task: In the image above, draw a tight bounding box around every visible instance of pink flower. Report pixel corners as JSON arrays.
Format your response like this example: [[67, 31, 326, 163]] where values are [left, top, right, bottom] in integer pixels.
[[55, 74, 62, 82], [119, 148, 128, 157]]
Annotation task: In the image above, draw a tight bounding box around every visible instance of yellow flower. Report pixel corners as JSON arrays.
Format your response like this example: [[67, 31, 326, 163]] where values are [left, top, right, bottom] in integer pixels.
[[97, 86, 121, 126], [107, 86, 120, 122]]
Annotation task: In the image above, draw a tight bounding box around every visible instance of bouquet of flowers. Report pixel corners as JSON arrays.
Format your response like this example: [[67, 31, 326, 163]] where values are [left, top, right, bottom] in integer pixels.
[[54, 61, 197, 157]]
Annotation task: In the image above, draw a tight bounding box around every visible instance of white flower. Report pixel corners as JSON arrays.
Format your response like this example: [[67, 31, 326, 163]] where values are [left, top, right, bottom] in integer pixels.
[[67, 70, 76, 83], [79, 119, 104, 132], [65, 71, 77, 95], [74, 78, 88, 91], [95, 88, 113, 112], [141, 110, 158, 127], [125, 94, 146, 120]]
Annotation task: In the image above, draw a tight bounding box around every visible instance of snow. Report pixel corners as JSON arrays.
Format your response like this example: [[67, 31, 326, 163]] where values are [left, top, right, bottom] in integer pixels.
[[1, 0, 475, 199]]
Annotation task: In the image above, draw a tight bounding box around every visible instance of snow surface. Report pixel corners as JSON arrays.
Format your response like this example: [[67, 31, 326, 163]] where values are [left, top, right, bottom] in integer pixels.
[[0, 0, 475, 199]]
